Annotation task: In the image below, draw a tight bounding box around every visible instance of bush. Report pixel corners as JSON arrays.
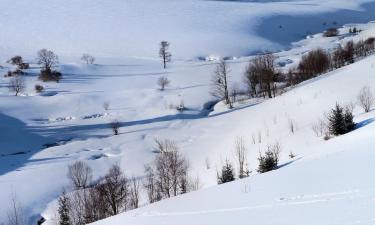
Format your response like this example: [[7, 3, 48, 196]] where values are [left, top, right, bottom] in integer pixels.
[[157, 76, 170, 90], [35, 84, 44, 93], [257, 143, 281, 173], [357, 86, 374, 113], [324, 28, 339, 37], [297, 49, 331, 78], [327, 103, 355, 136], [38, 69, 62, 82], [217, 160, 235, 184], [110, 120, 120, 135]]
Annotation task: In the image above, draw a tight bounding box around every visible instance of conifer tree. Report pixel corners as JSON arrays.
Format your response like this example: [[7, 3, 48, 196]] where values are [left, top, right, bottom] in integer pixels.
[[344, 107, 355, 132], [217, 160, 235, 184]]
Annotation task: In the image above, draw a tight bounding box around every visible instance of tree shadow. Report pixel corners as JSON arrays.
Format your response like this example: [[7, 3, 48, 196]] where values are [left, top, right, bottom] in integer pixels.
[[355, 117, 375, 129]]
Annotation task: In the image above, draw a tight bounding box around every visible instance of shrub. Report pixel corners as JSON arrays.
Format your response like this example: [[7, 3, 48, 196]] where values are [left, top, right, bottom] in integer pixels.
[[297, 49, 331, 78], [35, 84, 44, 93], [324, 28, 339, 37], [38, 69, 62, 82], [357, 86, 374, 113], [217, 160, 235, 184], [257, 143, 281, 173], [157, 76, 170, 90], [110, 120, 120, 135]]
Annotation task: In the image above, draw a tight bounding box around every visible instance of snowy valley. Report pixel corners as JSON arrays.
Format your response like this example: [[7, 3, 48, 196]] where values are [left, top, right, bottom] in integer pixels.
[[1, 1, 375, 225]]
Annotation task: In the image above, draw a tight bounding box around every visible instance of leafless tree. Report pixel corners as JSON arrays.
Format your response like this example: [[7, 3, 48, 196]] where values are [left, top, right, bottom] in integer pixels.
[[297, 48, 331, 79], [244, 54, 277, 99], [144, 140, 190, 202], [211, 60, 232, 108], [234, 137, 249, 179], [102, 101, 110, 111], [68, 161, 93, 189], [37, 49, 59, 71], [9, 75, 25, 96], [154, 138, 178, 153], [157, 76, 170, 91], [129, 177, 140, 209], [159, 41, 172, 69], [96, 165, 130, 215], [143, 164, 161, 204], [110, 120, 120, 135], [81, 54, 95, 64], [312, 117, 328, 137], [357, 86, 374, 112], [7, 193, 26, 225]]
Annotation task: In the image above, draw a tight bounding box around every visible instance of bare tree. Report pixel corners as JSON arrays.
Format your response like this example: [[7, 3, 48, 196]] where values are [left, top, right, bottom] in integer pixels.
[[7, 193, 26, 225], [37, 49, 59, 71], [9, 75, 25, 96], [102, 101, 110, 111], [234, 137, 249, 179], [96, 165, 130, 215], [211, 60, 232, 108], [81, 54, 95, 64], [129, 177, 140, 209], [157, 76, 170, 91], [68, 161, 93, 189], [244, 54, 277, 99], [110, 120, 120, 135], [143, 164, 160, 204], [159, 41, 172, 69], [154, 138, 179, 153], [144, 139, 190, 202], [357, 86, 374, 112]]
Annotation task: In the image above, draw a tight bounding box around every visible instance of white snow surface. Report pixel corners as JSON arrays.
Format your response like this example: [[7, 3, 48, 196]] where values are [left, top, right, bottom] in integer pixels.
[[1, 0, 375, 61], [1, 1, 375, 225]]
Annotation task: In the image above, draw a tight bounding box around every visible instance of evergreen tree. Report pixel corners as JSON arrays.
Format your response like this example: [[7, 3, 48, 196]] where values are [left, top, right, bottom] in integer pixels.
[[257, 150, 278, 173], [58, 192, 71, 225], [328, 103, 347, 135], [217, 160, 235, 184], [344, 107, 356, 132]]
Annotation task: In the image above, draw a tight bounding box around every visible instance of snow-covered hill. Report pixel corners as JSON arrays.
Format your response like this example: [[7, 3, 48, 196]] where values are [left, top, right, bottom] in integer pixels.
[[1, 0, 375, 61], [1, 1, 375, 225]]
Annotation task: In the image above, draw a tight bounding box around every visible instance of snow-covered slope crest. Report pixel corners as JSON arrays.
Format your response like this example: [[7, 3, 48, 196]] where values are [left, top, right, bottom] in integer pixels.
[[1, 0, 375, 61], [91, 114, 375, 225]]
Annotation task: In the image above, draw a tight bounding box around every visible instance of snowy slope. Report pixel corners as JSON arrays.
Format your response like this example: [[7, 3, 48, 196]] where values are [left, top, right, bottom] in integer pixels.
[[90, 115, 375, 225], [1, 0, 375, 61], [1, 1, 375, 224]]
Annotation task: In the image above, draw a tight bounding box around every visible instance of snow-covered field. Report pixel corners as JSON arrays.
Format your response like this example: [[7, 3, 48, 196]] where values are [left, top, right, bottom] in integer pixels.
[[1, 0, 375, 61], [1, 0, 375, 224]]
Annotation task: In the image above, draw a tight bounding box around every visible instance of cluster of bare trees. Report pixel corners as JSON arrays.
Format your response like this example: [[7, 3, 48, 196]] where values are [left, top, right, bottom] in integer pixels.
[[243, 54, 280, 99], [58, 162, 140, 225], [57, 140, 193, 225], [81, 54, 95, 65], [143, 139, 191, 203]]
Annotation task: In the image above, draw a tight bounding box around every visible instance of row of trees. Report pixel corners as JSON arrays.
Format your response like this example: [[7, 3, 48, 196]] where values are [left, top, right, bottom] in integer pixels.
[[58, 139, 194, 225], [288, 37, 375, 86], [210, 36, 375, 108]]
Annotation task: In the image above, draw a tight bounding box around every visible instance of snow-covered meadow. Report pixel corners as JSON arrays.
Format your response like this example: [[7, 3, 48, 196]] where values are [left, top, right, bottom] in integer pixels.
[[1, 0, 375, 224]]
